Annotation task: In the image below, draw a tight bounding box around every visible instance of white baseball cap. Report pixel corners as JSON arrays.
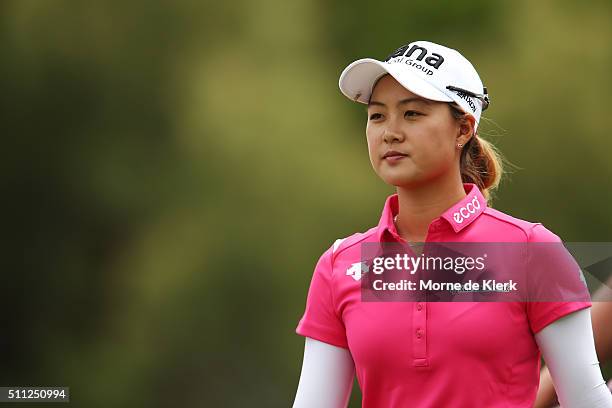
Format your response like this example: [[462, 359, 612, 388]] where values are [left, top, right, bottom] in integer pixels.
[[338, 40, 489, 129]]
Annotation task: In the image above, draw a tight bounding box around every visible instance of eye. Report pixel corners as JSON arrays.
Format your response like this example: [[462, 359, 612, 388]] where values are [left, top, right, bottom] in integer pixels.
[[404, 110, 420, 118], [369, 113, 382, 120]]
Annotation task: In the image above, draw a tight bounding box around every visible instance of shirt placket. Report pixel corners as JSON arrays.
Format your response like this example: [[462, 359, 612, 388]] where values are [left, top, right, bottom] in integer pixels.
[[412, 298, 428, 367], [411, 219, 444, 367]]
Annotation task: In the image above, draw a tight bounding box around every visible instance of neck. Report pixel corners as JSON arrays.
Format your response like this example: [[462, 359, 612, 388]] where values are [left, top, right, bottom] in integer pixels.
[[394, 174, 467, 243]]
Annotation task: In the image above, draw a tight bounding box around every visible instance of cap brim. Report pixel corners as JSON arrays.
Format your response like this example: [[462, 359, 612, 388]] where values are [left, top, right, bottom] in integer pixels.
[[338, 58, 453, 104]]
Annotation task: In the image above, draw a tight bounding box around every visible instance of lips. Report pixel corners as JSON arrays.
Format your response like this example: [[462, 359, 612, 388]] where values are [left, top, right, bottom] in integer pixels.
[[382, 150, 409, 159]]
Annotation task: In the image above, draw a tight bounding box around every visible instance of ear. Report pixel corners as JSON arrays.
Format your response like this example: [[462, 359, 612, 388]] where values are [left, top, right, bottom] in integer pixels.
[[456, 114, 476, 146]]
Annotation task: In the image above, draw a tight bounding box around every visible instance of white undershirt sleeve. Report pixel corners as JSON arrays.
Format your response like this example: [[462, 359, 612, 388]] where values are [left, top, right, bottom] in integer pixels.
[[534, 307, 612, 408], [292, 337, 355, 408]]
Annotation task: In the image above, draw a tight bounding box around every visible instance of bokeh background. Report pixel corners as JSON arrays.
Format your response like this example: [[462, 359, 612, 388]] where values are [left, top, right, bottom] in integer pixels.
[[2, 0, 611, 407]]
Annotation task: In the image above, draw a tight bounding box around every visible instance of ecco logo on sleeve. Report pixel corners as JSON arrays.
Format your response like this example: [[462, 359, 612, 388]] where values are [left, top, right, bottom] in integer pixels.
[[452, 195, 481, 224]]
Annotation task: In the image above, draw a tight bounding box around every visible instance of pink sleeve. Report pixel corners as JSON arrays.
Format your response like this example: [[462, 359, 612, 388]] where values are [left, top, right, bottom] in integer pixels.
[[525, 224, 592, 334], [296, 246, 349, 349]]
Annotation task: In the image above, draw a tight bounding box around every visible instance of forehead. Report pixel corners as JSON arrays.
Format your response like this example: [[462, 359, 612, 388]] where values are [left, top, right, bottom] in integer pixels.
[[368, 75, 432, 107]]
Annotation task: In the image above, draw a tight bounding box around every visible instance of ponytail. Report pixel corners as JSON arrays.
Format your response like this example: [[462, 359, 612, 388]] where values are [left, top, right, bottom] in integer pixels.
[[449, 104, 504, 202]]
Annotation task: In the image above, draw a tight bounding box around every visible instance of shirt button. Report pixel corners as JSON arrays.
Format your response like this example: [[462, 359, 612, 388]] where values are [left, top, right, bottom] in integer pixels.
[[417, 303, 423, 311], [416, 328, 422, 338]]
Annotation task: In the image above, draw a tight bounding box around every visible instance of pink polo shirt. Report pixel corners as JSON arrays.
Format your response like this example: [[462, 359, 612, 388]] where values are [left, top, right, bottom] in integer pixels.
[[296, 183, 591, 408]]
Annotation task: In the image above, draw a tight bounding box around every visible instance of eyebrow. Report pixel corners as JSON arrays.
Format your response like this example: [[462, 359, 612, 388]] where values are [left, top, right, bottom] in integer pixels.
[[367, 97, 432, 108]]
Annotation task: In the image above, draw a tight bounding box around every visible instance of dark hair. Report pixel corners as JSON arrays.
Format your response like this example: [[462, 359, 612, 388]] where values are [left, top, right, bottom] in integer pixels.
[[449, 104, 503, 201]]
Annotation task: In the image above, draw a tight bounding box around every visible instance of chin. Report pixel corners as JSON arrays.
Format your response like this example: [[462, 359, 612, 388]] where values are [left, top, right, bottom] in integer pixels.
[[380, 173, 424, 188], [377, 162, 450, 189]]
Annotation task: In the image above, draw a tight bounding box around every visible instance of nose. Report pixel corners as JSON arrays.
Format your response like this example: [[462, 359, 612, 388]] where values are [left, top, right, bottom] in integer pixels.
[[380, 114, 406, 144], [382, 126, 405, 144]]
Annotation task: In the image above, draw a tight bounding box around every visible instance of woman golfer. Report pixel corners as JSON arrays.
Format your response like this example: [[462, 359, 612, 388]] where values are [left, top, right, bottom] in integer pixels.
[[292, 41, 612, 407]]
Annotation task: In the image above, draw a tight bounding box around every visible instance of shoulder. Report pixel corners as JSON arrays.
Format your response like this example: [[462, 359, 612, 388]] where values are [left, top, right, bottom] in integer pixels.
[[481, 207, 561, 242], [329, 226, 379, 259], [311, 226, 379, 280]]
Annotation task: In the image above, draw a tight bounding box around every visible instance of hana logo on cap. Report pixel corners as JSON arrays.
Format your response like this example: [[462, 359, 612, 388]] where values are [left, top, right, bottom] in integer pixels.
[[384, 43, 446, 74], [338, 40, 490, 129]]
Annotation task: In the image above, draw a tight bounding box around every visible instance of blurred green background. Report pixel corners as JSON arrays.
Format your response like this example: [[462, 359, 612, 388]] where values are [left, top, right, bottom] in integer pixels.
[[2, 0, 611, 407]]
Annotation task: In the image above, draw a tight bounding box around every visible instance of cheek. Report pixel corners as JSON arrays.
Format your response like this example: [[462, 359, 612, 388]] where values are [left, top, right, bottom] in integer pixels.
[[415, 127, 456, 166], [433, 135, 455, 156], [365, 132, 377, 163]]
